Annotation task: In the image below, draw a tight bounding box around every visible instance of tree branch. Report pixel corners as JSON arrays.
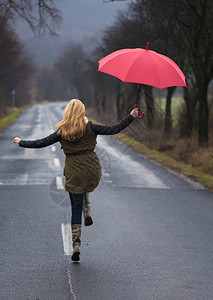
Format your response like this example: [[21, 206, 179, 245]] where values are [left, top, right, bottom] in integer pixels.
[[0, 0, 62, 36]]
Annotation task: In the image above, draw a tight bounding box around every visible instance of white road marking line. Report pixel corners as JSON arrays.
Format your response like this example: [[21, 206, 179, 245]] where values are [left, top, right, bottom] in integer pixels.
[[51, 146, 56, 152], [102, 171, 110, 177], [54, 158, 61, 167], [22, 173, 28, 185], [56, 176, 64, 190], [67, 268, 77, 300], [61, 223, 72, 256], [103, 180, 113, 184]]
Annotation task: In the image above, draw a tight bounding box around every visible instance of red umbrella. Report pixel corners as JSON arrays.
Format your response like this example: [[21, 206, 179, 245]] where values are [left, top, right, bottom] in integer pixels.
[[97, 43, 187, 118]]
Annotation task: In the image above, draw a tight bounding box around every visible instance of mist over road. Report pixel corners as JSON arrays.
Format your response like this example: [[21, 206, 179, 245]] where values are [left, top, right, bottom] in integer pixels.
[[0, 102, 213, 300]]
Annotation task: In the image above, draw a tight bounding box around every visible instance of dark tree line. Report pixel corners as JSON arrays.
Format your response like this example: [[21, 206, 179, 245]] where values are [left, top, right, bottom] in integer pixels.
[[0, 21, 35, 116], [0, 0, 63, 116], [94, 0, 213, 146], [35, 42, 101, 108]]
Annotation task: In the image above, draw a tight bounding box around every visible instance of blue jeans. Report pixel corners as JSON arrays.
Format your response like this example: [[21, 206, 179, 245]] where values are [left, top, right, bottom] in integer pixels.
[[69, 193, 84, 224]]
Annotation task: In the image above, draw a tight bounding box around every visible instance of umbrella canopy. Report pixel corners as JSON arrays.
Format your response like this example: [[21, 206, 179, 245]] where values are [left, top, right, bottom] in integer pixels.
[[97, 43, 187, 89]]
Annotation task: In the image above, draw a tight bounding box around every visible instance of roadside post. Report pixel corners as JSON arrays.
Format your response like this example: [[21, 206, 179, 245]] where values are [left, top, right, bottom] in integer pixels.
[[11, 89, 16, 109]]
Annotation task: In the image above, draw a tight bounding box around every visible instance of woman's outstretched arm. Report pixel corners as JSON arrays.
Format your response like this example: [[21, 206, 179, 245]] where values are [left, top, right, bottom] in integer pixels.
[[91, 107, 138, 135], [13, 131, 60, 148]]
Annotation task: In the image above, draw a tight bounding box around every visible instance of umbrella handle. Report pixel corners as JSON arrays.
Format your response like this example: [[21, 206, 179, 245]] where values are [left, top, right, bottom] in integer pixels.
[[135, 104, 144, 119]]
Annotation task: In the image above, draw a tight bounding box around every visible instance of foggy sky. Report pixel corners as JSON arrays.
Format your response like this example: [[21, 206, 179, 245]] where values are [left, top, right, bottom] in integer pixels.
[[15, 0, 129, 65]]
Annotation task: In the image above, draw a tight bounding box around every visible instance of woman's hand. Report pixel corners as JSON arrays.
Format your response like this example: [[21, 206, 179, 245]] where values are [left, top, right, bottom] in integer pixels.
[[130, 107, 139, 118], [13, 137, 21, 144]]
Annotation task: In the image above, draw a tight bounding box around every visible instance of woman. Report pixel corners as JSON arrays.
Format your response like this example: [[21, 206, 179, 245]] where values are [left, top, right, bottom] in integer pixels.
[[13, 99, 138, 262]]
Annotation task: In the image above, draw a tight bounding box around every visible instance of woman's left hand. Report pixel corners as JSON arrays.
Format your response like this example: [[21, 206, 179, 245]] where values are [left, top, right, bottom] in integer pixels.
[[13, 137, 21, 144], [130, 107, 139, 118]]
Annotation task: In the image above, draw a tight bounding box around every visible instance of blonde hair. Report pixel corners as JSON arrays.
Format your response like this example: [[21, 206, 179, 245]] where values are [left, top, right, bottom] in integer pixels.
[[56, 99, 86, 141]]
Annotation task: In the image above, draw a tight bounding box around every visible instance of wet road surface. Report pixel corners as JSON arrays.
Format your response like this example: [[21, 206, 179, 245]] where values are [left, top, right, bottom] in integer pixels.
[[0, 102, 213, 300]]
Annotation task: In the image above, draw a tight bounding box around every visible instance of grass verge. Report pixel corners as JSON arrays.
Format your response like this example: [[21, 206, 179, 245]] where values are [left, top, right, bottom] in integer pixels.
[[89, 117, 213, 192], [0, 105, 32, 133], [116, 133, 213, 191]]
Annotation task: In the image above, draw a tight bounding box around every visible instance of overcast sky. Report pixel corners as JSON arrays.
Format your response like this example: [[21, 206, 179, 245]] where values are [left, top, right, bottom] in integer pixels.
[[15, 0, 130, 65]]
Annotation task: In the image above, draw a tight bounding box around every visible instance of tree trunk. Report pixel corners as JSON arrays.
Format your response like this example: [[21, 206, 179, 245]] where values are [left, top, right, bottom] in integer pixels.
[[102, 94, 106, 114], [116, 80, 121, 119], [0, 77, 6, 118], [198, 84, 209, 146], [144, 85, 154, 128], [94, 86, 100, 115], [182, 87, 196, 137], [164, 86, 176, 134]]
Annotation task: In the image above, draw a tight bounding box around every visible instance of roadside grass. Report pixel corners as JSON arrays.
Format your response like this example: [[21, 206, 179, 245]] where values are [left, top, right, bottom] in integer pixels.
[[0, 105, 32, 133]]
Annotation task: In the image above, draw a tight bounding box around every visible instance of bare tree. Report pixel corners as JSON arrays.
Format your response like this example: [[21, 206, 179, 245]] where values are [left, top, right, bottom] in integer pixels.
[[35, 66, 68, 101], [55, 42, 97, 106], [0, 22, 35, 114], [174, 0, 213, 146], [0, 0, 62, 36]]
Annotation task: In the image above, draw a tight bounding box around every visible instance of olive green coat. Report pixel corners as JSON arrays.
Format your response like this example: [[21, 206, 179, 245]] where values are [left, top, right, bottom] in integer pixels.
[[60, 121, 102, 194]]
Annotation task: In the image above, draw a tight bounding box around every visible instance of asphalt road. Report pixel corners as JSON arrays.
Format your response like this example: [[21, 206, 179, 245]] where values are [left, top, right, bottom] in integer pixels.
[[0, 102, 213, 300]]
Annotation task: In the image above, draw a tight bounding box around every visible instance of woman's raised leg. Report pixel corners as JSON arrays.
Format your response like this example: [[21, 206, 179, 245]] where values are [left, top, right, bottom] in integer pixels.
[[69, 193, 83, 261], [83, 193, 93, 226]]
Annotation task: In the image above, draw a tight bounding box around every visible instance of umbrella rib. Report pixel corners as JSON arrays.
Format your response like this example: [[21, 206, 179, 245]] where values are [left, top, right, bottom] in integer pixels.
[[123, 51, 143, 82], [149, 53, 163, 89], [153, 53, 186, 87]]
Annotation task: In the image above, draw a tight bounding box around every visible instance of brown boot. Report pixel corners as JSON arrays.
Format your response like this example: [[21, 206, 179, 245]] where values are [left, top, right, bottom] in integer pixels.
[[83, 193, 93, 226], [71, 224, 81, 262]]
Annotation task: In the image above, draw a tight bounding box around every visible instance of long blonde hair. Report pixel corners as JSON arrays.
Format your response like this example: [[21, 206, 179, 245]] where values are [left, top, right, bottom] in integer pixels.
[[56, 99, 86, 141]]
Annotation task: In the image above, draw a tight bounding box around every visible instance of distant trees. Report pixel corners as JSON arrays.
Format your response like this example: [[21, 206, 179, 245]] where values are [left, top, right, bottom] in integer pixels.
[[0, 0, 63, 116], [54, 42, 99, 107], [0, 21, 35, 116], [35, 67, 67, 101]]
